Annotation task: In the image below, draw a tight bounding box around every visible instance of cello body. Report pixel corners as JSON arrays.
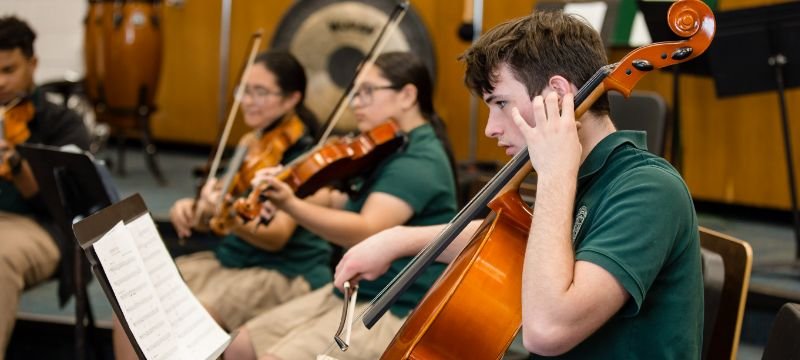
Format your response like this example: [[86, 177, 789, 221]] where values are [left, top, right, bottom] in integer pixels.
[[382, 189, 531, 360]]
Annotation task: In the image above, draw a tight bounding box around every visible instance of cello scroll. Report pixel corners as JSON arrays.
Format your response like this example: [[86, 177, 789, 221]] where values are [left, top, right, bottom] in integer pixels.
[[576, 0, 714, 115]]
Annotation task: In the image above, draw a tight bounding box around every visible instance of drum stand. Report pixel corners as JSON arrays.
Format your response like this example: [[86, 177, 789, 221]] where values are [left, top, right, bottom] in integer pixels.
[[103, 86, 166, 185]]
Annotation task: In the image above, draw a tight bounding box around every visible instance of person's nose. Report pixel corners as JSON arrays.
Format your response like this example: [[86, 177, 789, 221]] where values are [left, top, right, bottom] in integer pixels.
[[484, 109, 503, 139]]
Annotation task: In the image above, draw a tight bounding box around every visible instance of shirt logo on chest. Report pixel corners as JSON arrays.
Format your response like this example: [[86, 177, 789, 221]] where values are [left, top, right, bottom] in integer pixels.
[[572, 205, 588, 243]]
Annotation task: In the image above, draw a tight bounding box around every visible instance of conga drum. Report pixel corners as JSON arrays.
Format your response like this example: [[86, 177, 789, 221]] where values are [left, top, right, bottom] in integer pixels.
[[103, 0, 163, 127], [83, 0, 112, 105]]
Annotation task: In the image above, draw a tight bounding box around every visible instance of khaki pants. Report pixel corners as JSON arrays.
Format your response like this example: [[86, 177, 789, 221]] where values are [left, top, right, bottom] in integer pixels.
[[175, 251, 311, 330], [246, 284, 406, 360], [0, 211, 60, 358]]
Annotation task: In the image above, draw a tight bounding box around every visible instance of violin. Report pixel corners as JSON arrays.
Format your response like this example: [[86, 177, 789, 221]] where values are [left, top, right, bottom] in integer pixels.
[[355, 1, 716, 358], [208, 114, 307, 235], [0, 97, 34, 180], [233, 119, 406, 222]]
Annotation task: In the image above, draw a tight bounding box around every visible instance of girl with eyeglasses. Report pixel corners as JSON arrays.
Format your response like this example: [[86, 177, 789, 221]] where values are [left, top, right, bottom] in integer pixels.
[[113, 51, 334, 360], [222, 52, 458, 360]]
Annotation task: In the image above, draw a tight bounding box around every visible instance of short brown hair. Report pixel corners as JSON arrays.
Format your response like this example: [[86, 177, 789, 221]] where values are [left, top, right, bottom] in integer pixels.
[[460, 10, 609, 115]]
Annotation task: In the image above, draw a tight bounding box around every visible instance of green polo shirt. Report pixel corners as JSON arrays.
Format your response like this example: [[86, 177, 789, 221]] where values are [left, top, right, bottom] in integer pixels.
[[531, 131, 703, 359], [343, 123, 457, 317], [214, 129, 333, 290]]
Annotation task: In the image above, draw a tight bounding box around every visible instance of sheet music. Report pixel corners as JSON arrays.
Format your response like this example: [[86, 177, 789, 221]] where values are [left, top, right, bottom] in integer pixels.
[[126, 215, 230, 359], [94, 222, 181, 360], [94, 216, 230, 360]]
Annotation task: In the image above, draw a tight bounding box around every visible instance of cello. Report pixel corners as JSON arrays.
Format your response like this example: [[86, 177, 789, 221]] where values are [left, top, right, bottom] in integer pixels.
[[356, 1, 716, 358]]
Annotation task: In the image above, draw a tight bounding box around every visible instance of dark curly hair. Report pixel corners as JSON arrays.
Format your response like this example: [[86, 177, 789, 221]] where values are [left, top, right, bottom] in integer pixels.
[[0, 16, 36, 58]]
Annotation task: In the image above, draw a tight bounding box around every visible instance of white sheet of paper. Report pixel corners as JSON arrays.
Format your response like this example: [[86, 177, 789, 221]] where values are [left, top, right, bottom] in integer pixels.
[[94, 221, 181, 359], [94, 216, 230, 360], [629, 11, 653, 47], [126, 215, 230, 359], [563, 2, 608, 34]]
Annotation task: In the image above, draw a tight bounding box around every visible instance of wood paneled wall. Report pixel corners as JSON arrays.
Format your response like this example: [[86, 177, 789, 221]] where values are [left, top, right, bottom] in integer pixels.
[[151, 0, 800, 210], [612, 0, 800, 210]]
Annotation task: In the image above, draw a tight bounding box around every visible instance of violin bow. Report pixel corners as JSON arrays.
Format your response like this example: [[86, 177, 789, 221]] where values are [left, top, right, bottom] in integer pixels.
[[313, 1, 410, 146], [189, 30, 263, 229], [359, 0, 716, 330], [206, 30, 264, 182]]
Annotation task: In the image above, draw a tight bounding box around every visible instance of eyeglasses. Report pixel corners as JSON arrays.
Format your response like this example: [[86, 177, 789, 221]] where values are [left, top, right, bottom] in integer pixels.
[[350, 84, 399, 107], [235, 84, 285, 105]]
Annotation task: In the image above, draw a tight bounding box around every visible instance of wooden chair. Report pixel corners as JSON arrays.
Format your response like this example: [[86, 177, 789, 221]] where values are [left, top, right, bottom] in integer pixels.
[[699, 226, 753, 360], [761, 302, 800, 360]]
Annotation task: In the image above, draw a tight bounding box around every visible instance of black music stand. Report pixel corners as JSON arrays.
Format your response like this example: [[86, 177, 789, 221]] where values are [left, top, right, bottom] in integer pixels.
[[706, 2, 800, 261], [16, 144, 119, 360]]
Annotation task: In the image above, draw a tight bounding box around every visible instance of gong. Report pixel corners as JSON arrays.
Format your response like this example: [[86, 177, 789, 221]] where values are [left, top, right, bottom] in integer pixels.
[[271, 0, 436, 133]]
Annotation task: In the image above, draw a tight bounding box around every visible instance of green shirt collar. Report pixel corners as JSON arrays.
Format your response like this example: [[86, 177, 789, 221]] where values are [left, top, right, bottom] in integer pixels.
[[408, 122, 434, 138], [578, 131, 648, 180]]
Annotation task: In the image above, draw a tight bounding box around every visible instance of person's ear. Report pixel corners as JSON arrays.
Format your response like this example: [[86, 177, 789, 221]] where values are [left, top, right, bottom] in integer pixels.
[[548, 75, 573, 97], [284, 90, 302, 108], [399, 83, 418, 110]]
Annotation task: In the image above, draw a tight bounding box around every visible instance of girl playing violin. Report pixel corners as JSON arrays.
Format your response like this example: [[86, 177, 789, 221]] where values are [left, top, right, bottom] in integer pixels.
[[112, 51, 332, 359], [223, 52, 458, 360]]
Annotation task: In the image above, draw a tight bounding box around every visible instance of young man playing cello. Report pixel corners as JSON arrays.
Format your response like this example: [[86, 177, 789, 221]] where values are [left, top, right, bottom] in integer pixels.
[[335, 10, 704, 358]]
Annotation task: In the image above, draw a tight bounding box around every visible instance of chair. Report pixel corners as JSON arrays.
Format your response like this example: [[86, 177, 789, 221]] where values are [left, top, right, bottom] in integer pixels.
[[701, 248, 725, 359], [761, 302, 800, 360], [699, 226, 753, 360], [608, 90, 668, 157]]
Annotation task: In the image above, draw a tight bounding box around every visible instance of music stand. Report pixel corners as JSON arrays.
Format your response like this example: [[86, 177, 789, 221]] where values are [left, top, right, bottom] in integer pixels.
[[16, 143, 117, 360], [706, 2, 800, 261]]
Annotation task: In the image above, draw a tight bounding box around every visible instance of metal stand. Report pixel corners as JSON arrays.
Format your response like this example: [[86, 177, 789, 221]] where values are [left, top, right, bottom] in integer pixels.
[[53, 168, 101, 360], [17, 144, 118, 360], [670, 64, 682, 171], [106, 88, 166, 186], [769, 54, 800, 258]]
